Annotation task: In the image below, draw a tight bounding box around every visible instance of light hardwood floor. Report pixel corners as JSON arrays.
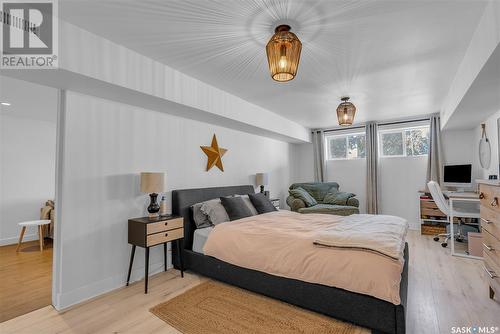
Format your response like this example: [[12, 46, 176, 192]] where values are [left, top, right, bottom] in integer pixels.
[[0, 239, 52, 322], [1, 231, 499, 334]]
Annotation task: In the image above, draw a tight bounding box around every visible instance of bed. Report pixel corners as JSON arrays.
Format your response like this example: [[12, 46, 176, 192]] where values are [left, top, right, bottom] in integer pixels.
[[171, 185, 408, 334]]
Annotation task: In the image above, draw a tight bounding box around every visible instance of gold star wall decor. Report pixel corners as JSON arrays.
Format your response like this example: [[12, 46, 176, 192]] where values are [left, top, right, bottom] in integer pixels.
[[200, 134, 227, 172]]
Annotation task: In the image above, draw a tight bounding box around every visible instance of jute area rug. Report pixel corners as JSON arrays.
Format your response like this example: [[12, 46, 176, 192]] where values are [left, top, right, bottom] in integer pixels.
[[150, 280, 357, 334]]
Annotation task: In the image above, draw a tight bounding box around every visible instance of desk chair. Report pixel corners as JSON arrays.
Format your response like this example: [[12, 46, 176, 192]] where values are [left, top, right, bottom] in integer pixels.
[[427, 181, 480, 248]]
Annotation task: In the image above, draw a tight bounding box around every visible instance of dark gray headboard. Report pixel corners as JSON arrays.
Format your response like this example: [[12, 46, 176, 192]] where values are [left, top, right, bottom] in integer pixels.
[[172, 185, 255, 250]]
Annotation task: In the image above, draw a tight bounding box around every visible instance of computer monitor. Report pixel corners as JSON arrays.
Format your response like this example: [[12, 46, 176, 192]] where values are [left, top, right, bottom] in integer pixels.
[[443, 164, 472, 189]]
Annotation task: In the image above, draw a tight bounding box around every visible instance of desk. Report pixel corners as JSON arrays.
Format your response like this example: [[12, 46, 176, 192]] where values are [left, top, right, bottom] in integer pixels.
[[444, 191, 479, 199], [448, 192, 481, 259]]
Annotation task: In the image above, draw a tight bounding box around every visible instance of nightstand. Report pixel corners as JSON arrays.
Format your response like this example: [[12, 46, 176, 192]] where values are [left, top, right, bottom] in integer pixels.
[[126, 215, 184, 293], [270, 198, 280, 209]]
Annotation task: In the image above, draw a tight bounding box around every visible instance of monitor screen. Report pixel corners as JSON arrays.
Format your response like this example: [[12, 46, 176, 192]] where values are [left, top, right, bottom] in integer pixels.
[[443, 164, 472, 184]]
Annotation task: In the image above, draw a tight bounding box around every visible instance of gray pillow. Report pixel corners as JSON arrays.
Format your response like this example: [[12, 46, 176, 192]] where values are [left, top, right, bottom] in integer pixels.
[[248, 192, 277, 214], [200, 198, 230, 225], [191, 203, 212, 229], [220, 196, 253, 221], [289, 187, 317, 207], [234, 194, 259, 215]]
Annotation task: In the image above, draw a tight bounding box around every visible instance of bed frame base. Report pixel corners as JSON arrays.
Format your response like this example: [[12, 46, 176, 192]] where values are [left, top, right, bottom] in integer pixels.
[[171, 185, 407, 334]]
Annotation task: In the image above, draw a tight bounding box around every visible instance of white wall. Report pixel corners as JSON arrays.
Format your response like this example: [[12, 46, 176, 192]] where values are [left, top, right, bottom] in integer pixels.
[[441, 128, 481, 188], [55, 91, 294, 308], [379, 156, 428, 230], [291, 143, 314, 183], [0, 78, 57, 245]]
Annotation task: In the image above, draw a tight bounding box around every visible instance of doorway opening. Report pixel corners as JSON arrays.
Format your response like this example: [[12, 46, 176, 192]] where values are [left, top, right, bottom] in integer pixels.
[[0, 76, 58, 322]]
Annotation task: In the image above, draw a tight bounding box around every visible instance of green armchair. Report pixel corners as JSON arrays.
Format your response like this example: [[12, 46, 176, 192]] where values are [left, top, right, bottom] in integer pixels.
[[286, 182, 359, 216]]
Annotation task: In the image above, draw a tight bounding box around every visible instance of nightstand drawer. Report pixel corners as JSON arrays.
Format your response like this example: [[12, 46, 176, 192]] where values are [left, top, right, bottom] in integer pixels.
[[147, 218, 183, 235], [147, 228, 184, 247]]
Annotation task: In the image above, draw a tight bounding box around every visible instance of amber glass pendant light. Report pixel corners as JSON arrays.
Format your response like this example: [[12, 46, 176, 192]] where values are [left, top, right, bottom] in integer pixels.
[[336, 97, 356, 126], [266, 25, 302, 82]]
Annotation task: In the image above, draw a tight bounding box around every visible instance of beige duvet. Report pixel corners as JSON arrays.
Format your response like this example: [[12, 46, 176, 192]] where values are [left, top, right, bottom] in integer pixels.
[[203, 210, 405, 305]]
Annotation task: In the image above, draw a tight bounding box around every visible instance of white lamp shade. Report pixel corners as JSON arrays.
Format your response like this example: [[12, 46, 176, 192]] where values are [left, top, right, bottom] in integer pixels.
[[140, 172, 165, 193], [255, 173, 269, 186]]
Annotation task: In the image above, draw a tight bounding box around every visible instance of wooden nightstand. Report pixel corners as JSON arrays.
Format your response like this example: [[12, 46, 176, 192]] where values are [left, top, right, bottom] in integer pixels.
[[126, 215, 184, 293], [270, 198, 280, 209]]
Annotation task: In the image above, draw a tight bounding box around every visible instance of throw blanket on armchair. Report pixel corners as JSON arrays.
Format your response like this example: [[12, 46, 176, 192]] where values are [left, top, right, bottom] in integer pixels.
[[314, 214, 408, 260]]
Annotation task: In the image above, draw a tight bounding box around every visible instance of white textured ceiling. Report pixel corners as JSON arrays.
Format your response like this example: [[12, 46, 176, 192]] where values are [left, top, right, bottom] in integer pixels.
[[59, 0, 487, 128]]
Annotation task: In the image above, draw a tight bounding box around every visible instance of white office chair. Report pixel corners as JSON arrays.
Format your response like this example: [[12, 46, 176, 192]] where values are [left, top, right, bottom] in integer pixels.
[[427, 181, 480, 248]]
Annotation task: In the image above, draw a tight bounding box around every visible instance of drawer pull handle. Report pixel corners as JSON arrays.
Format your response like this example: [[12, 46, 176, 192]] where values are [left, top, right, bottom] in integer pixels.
[[479, 192, 485, 199], [481, 218, 492, 224], [165, 222, 168, 226], [484, 266, 498, 279], [491, 197, 499, 207], [483, 243, 494, 251], [165, 233, 168, 237]]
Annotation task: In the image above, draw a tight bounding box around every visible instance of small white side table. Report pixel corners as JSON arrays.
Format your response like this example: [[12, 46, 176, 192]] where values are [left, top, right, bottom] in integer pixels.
[[16, 220, 51, 252]]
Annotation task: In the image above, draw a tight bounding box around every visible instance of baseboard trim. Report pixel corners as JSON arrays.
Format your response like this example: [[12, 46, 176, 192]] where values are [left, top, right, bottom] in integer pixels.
[[54, 254, 172, 310], [0, 234, 38, 246]]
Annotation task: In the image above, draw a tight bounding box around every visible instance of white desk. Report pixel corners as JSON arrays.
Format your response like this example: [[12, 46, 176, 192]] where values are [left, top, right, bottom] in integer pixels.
[[444, 191, 479, 199], [447, 192, 481, 259]]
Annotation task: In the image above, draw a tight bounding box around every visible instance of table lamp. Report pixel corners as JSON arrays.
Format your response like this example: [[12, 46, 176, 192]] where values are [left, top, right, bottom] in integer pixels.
[[140, 172, 165, 218], [255, 173, 269, 193]]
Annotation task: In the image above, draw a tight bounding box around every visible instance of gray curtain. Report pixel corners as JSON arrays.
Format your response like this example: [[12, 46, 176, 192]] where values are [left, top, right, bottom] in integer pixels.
[[426, 114, 443, 185], [312, 130, 326, 182], [366, 122, 379, 214]]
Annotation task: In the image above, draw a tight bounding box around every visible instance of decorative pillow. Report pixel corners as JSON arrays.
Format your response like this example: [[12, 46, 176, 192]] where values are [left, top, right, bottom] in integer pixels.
[[220, 196, 254, 221], [200, 199, 230, 225], [234, 194, 259, 216], [323, 192, 355, 205], [289, 187, 317, 207], [248, 193, 278, 214], [191, 202, 212, 228]]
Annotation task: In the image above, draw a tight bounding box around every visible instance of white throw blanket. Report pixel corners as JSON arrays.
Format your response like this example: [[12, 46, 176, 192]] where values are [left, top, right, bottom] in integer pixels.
[[314, 214, 408, 260]]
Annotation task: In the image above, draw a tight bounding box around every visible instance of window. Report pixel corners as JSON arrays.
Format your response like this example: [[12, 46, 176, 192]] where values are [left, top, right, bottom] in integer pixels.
[[326, 133, 366, 160], [379, 125, 429, 157]]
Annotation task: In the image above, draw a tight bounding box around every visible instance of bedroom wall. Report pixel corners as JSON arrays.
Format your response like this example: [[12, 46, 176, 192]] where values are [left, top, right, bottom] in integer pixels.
[[0, 77, 58, 245], [378, 156, 427, 230], [441, 128, 481, 188], [55, 90, 294, 308]]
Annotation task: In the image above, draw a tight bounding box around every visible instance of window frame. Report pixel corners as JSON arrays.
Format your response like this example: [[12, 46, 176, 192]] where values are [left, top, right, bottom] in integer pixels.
[[378, 125, 430, 158], [325, 131, 366, 161]]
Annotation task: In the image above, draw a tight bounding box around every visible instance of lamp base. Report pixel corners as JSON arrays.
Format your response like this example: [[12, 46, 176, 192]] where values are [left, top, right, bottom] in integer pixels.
[[147, 193, 160, 218], [260, 185, 265, 193]]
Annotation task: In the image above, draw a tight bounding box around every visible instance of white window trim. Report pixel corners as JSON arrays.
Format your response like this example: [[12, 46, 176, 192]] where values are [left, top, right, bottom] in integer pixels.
[[378, 125, 429, 158], [325, 132, 366, 161]]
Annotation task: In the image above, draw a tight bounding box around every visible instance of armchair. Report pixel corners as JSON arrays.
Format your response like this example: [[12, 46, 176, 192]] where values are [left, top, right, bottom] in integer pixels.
[[287, 182, 359, 216]]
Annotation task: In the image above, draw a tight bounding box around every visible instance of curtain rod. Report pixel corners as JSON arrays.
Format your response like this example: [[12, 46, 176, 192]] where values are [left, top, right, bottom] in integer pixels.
[[314, 116, 432, 134]]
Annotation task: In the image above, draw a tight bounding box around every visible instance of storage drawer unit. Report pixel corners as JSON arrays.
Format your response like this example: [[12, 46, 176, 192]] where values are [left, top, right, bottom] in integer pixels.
[[479, 181, 500, 300]]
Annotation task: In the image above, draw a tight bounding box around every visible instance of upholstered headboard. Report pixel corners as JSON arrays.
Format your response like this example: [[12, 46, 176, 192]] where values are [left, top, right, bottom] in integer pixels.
[[171, 185, 255, 250]]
